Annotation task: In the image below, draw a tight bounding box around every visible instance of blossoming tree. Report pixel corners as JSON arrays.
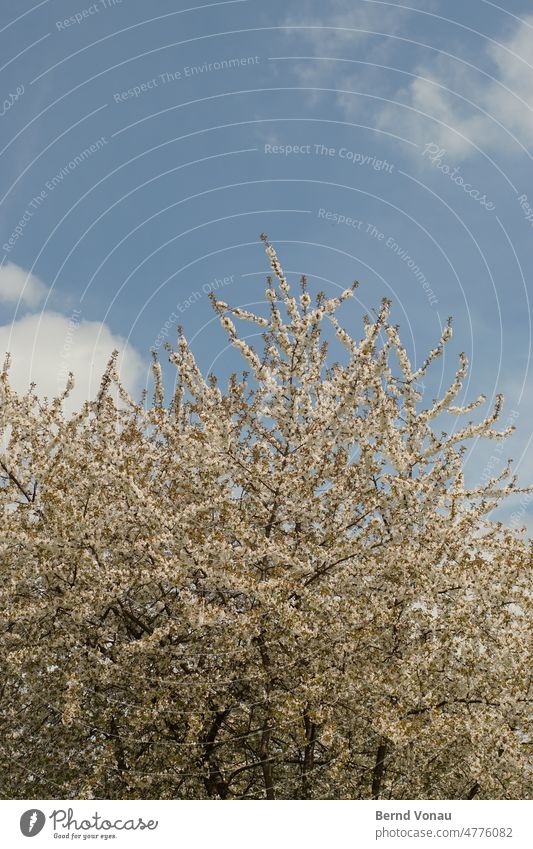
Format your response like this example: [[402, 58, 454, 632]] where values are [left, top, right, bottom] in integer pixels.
[[0, 238, 531, 800]]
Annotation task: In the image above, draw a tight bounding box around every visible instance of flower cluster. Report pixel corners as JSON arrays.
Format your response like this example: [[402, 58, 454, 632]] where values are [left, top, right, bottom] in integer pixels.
[[0, 239, 531, 800]]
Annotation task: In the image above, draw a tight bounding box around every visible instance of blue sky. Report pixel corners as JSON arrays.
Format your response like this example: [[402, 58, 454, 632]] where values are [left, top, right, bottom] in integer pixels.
[[1, 0, 533, 527]]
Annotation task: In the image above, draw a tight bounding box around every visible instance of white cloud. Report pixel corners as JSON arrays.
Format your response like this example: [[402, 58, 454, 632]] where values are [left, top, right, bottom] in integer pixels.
[[0, 311, 145, 414], [0, 263, 49, 308], [376, 15, 533, 158]]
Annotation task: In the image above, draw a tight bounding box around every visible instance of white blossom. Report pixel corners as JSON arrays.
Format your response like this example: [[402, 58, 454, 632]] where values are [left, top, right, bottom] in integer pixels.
[[0, 240, 530, 801]]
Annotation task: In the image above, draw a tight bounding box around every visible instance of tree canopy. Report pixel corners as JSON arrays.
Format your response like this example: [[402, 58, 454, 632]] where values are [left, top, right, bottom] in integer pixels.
[[0, 238, 531, 800]]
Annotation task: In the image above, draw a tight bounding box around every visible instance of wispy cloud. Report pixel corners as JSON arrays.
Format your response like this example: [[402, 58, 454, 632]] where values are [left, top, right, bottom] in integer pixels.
[[0, 263, 48, 309], [279, 0, 408, 102], [283, 0, 406, 54], [280, 3, 533, 159], [376, 13, 533, 158]]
